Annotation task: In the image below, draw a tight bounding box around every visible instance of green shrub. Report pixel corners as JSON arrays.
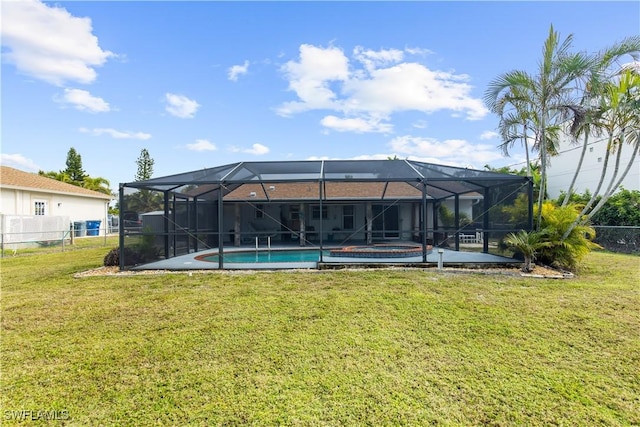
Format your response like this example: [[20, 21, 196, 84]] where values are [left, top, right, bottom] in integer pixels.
[[503, 229, 552, 272], [536, 202, 601, 271], [103, 247, 144, 267]]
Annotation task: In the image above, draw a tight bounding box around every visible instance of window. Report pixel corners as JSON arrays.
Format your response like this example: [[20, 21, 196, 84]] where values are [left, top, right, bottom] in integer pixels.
[[255, 204, 264, 219], [312, 205, 328, 220], [343, 205, 354, 230], [34, 200, 47, 216]]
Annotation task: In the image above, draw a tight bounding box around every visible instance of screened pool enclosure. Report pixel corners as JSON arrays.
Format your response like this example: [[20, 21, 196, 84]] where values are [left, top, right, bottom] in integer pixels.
[[118, 160, 533, 269]]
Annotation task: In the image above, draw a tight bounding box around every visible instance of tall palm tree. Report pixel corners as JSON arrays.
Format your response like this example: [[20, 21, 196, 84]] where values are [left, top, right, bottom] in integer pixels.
[[560, 36, 640, 206], [561, 69, 640, 241], [485, 25, 593, 229]]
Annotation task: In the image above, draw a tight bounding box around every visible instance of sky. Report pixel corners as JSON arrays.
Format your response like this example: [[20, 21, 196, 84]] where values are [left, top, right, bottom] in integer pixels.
[[2, 1, 639, 192]]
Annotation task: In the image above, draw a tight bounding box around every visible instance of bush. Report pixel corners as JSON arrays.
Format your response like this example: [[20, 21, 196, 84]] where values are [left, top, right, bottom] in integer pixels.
[[536, 202, 601, 271], [103, 247, 144, 267], [556, 189, 640, 226]]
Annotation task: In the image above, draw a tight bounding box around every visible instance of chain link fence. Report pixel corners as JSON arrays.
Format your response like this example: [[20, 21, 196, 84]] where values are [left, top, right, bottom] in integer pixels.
[[0, 215, 118, 257], [593, 226, 640, 255]]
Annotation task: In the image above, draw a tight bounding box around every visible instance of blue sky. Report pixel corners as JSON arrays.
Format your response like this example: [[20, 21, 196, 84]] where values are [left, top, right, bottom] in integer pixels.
[[2, 1, 639, 191]]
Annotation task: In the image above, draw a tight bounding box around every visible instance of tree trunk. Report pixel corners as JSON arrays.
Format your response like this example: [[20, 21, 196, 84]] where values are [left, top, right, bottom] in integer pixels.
[[560, 132, 615, 242], [561, 130, 590, 207], [583, 140, 639, 223], [536, 125, 547, 230], [524, 124, 531, 177]]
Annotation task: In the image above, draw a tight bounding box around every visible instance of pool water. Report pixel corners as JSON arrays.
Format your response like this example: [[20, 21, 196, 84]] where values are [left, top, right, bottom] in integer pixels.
[[200, 249, 323, 263]]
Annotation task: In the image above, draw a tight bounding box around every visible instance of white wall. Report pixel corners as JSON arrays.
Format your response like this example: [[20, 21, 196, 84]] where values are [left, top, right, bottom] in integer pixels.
[[547, 135, 640, 199], [0, 188, 109, 234]]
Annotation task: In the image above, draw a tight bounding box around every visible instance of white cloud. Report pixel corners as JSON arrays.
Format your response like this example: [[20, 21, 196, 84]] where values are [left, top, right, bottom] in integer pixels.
[[276, 44, 488, 133], [165, 93, 200, 118], [228, 60, 249, 81], [0, 153, 39, 171], [1, 0, 113, 86], [57, 88, 110, 112], [342, 63, 487, 119], [229, 143, 270, 155], [277, 44, 350, 116], [186, 139, 217, 151], [244, 143, 269, 155], [405, 47, 434, 56], [353, 46, 404, 72], [320, 115, 393, 133], [480, 130, 499, 140], [79, 127, 151, 140], [388, 135, 503, 168]]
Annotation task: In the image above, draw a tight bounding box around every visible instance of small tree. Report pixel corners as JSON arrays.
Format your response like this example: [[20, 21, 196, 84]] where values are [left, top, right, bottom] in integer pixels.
[[125, 148, 162, 213], [135, 148, 154, 182], [503, 230, 551, 273], [39, 148, 112, 195], [63, 147, 87, 185]]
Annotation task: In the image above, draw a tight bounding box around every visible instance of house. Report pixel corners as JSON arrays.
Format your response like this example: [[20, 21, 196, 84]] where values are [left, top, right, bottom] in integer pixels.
[[547, 134, 640, 199], [119, 160, 533, 269], [0, 166, 113, 246]]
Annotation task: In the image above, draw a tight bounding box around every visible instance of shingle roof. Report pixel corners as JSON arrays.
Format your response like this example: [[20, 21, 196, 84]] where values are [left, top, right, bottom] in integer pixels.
[[224, 182, 426, 201], [0, 166, 113, 200]]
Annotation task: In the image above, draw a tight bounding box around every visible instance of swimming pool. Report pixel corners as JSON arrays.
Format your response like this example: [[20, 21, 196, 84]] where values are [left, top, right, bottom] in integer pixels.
[[196, 249, 323, 264]]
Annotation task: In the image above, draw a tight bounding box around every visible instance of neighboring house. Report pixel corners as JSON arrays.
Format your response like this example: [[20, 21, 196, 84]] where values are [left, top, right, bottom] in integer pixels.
[[547, 135, 640, 199], [0, 166, 113, 243]]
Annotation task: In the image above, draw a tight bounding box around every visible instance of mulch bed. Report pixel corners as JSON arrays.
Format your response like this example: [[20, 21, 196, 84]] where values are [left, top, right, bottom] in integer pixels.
[[75, 264, 573, 279]]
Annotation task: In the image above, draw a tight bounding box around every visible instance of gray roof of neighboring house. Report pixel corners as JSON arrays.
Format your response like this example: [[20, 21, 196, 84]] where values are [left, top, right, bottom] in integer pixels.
[[0, 166, 113, 200]]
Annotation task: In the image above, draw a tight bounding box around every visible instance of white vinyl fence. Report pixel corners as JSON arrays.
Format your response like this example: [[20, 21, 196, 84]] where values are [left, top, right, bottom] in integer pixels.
[[0, 215, 116, 256]]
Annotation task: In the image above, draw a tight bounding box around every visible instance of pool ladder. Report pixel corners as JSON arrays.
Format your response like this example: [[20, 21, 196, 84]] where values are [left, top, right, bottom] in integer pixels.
[[255, 236, 272, 254]]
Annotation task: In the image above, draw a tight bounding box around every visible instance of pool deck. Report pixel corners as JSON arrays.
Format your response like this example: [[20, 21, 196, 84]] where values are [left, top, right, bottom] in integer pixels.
[[133, 244, 519, 271]]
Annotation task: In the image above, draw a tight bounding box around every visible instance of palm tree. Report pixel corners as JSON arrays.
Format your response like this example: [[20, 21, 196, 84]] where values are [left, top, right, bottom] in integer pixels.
[[82, 176, 113, 195], [560, 36, 640, 206], [485, 25, 593, 229], [503, 229, 551, 273], [38, 170, 72, 183], [561, 69, 640, 241], [491, 86, 536, 177]]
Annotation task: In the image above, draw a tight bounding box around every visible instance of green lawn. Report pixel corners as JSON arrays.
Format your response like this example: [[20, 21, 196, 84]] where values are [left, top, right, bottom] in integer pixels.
[[1, 248, 638, 426]]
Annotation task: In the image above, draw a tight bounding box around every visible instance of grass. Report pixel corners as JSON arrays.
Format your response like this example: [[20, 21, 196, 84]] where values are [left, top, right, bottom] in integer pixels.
[[1, 235, 119, 257], [1, 248, 639, 426]]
